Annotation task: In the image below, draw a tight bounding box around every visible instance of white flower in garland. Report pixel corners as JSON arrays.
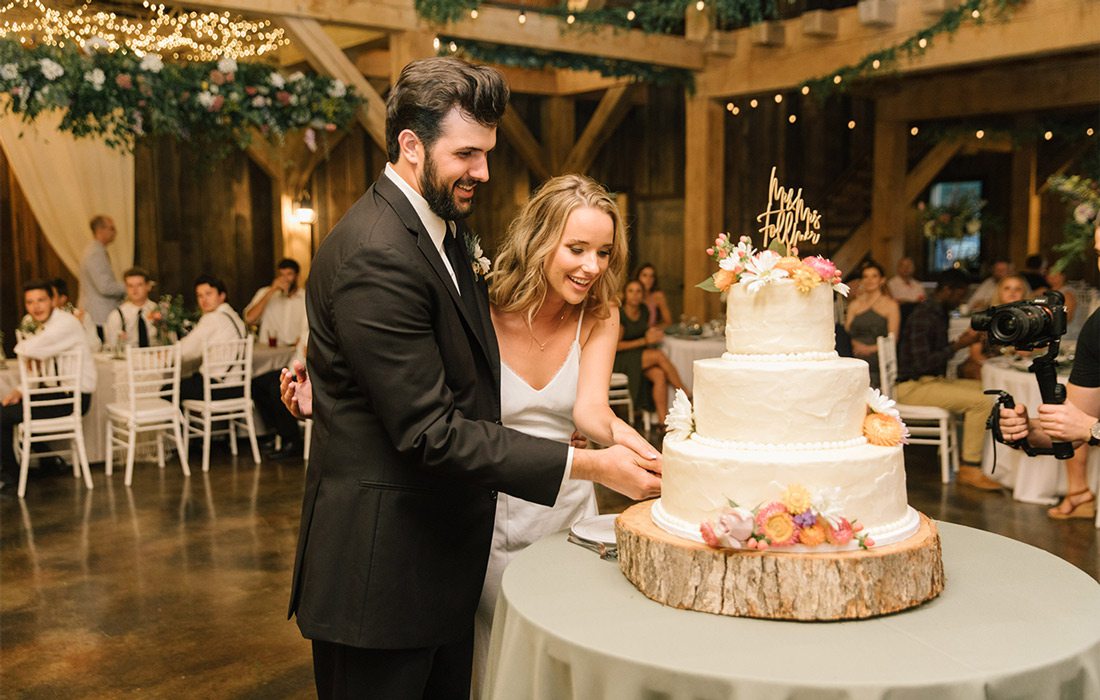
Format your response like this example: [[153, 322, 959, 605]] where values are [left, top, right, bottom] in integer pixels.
[[251, 95, 268, 108], [139, 53, 164, 73], [288, 71, 305, 83], [217, 57, 238, 74], [197, 91, 216, 109], [866, 388, 899, 418], [327, 79, 347, 98], [83, 36, 109, 54], [464, 232, 491, 279], [268, 71, 286, 88], [39, 58, 64, 81], [84, 68, 105, 90], [0, 63, 18, 81], [739, 249, 789, 294], [665, 388, 694, 440]]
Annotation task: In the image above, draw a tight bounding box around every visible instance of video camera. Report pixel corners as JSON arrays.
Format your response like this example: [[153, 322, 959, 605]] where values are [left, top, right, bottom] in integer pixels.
[[971, 291, 1074, 460]]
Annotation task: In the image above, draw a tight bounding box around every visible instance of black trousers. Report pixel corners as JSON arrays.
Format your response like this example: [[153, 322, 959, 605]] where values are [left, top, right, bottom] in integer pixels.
[[176, 374, 244, 402], [0, 393, 93, 473], [251, 370, 301, 444], [311, 632, 473, 700]]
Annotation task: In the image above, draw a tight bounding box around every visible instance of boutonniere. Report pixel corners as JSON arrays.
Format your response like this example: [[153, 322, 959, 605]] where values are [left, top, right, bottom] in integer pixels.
[[464, 232, 492, 280], [17, 316, 42, 337]]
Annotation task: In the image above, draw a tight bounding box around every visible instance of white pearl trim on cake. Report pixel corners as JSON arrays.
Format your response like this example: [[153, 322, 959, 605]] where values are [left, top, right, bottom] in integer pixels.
[[651, 498, 922, 553], [689, 434, 868, 451], [721, 351, 839, 362]]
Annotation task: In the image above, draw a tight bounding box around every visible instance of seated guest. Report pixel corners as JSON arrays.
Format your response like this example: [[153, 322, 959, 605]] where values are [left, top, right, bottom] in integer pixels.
[[177, 275, 248, 401], [32, 278, 101, 352], [1045, 270, 1078, 323], [252, 313, 310, 460], [103, 267, 160, 349], [613, 280, 689, 424], [244, 258, 305, 346], [634, 262, 672, 329], [897, 269, 998, 490], [1019, 254, 1049, 293], [967, 258, 1011, 312], [959, 274, 1030, 380], [887, 256, 926, 304], [844, 261, 900, 388], [0, 280, 96, 490]]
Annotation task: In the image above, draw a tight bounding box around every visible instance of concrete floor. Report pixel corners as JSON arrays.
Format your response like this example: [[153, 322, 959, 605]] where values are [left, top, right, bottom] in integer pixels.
[[2, 442, 1097, 697]]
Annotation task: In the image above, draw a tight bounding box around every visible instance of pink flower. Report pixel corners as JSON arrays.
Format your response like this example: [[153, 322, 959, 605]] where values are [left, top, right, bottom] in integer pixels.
[[275, 90, 291, 105], [700, 506, 756, 549], [826, 517, 854, 546], [705, 247, 715, 256], [245, 86, 258, 96], [209, 94, 225, 112], [802, 255, 837, 282], [115, 73, 132, 89], [324, 123, 337, 132], [864, 537, 876, 548], [700, 522, 721, 547], [209, 69, 226, 85]]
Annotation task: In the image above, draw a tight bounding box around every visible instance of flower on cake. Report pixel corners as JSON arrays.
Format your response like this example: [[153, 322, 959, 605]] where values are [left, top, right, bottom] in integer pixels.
[[699, 483, 874, 551], [740, 250, 789, 294], [664, 389, 694, 440], [697, 235, 849, 297], [863, 388, 909, 446]]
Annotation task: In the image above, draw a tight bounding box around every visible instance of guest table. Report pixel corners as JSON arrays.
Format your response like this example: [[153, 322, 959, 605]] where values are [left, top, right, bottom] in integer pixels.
[[484, 520, 1100, 699], [981, 356, 1100, 504], [661, 335, 726, 394]]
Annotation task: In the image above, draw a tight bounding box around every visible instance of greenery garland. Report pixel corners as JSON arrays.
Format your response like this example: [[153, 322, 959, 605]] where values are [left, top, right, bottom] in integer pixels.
[[0, 38, 362, 154], [439, 37, 695, 89], [1048, 174, 1100, 274], [800, 0, 1024, 98]]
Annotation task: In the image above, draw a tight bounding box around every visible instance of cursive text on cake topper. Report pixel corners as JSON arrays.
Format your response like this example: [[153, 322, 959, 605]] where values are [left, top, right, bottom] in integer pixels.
[[755, 166, 822, 252]]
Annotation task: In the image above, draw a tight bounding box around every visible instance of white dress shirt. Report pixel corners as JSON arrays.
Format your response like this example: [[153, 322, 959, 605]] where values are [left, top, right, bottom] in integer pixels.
[[244, 287, 306, 346], [103, 300, 160, 348], [383, 163, 461, 293], [14, 309, 97, 394], [20, 308, 101, 353], [78, 240, 126, 326], [887, 276, 926, 303], [178, 303, 247, 380]]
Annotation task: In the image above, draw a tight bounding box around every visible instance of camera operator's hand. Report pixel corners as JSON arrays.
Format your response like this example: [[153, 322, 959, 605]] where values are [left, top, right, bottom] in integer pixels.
[[1036, 401, 1096, 444], [953, 328, 982, 350], [999, 404, 1031, 443]]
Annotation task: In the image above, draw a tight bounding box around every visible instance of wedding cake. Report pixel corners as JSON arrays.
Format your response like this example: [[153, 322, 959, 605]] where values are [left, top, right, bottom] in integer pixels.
[[615, 170, 943, 620]]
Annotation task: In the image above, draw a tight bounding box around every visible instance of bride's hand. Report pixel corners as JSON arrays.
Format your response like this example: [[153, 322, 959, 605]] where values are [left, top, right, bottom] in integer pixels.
[[610, 421, 660, 472]]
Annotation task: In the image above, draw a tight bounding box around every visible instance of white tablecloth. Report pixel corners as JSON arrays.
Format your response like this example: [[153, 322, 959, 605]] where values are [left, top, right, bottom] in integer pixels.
[[981, 357, 1100, 504], [661, 335, 726, 394]]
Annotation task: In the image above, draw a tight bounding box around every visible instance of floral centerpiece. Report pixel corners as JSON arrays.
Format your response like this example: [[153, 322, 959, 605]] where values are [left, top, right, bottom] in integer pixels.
[[1047, 174, 1100, 273], [153, 294, 198, 340], [917, 193, 984, 240], [695, 234, 849, 297]]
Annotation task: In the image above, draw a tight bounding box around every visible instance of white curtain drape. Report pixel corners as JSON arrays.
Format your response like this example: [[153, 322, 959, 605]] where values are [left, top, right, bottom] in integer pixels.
[[0, 110, 134, 278]]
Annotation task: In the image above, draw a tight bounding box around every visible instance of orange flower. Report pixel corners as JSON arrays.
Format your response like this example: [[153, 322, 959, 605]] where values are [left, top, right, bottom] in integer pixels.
[[713, 268, 737, 291], [863, 413, 904, 446], [756, 503, 798, 546], [799, 521, 827, 546], [774, 256, 803, 273], [791, 266, 822, 293], [781, 484, 813, 514]]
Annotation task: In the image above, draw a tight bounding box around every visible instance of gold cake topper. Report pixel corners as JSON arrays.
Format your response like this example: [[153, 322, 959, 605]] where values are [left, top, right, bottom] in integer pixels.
[[755, 166, 822, 252]]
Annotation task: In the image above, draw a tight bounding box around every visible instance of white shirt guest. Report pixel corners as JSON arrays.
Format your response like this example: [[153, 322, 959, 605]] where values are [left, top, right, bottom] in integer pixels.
[[78, 215, 127, 328], [886, 257, 926, 304], [15, 304, 97, 395], [244, 259, 306, 346], [103, 268, 160, 348], [178, 276, 247, 397]]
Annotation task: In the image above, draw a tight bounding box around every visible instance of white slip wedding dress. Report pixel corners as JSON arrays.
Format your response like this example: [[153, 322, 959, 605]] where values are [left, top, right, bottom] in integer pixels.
[[472, 309, 598, 693]]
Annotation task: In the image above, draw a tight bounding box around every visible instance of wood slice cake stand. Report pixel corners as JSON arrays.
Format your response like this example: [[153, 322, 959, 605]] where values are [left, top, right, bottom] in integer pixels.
[[616, 500, 944, 621]]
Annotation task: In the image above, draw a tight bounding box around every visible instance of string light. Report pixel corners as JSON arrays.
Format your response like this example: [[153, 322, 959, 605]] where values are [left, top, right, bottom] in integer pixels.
[[800, 85, 809, 95], [910, 126, 919, 136], [470, 9, 478, 19], [726, 102, 734, 111], [566, 13, 575, 24], [1043, 130, 1053, 141], [773, 93, 782, 103], [918, 38, 928, 48], [1089, 128, 1096, 137], [731, 105, 740, 115], [833, 75, 842, 84], [971, 9, 980, 18], [518, 11, 526, 24], [433, 36, 441, 50], [696, 1, 706, 10], [975, 129, 985, 139], [847, 120, 856, 129], [626, 10, 635, 21], [788, 114, 797, 124], [448, 41, 457, 53], [0, 0, 288, 60], [871, 59, 880, 70], [749, 98, 758, 108]]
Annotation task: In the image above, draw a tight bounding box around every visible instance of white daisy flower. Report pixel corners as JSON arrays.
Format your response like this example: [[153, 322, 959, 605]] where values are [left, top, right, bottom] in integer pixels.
[[665, 388, 694, 440], [739, 250, 788, 294], [867, 388, 900, 418]]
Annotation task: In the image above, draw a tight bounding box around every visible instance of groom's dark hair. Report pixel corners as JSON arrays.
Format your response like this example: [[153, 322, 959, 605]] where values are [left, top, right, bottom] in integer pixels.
[[385, 57, 509, 163]]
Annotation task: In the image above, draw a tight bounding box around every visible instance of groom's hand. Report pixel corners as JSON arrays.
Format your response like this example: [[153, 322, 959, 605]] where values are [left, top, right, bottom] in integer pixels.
[[280, 361, 313, 418], [571, 444, 661, 501]]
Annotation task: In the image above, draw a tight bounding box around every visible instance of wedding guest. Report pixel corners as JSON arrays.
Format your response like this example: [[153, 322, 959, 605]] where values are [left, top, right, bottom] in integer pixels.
[[176, 275, 248, 402], [634, 262, 672, 329], [1019, 254, 1049, 293], [252, 311, 309, 461], [614, 279, 689, 422], [0, 280, 96, 490], [244, 258, 306, 346], [897, 269, 998, 490], [21, 278, 101, 353], [967, 258, 1011, 312], [1046, 269, 1082, 339], [887, 256, 926, 304], [78, 214, 126, 339], [103, 268, 161, 349], [958, 274, 1030, 380], [844, 261, 900, 388]]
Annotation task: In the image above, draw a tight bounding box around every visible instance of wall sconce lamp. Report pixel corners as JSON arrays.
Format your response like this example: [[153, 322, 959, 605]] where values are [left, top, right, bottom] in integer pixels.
[[295, 190, 316, 225]]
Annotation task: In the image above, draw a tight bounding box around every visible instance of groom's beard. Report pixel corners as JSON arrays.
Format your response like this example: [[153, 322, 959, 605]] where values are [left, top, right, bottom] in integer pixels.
[[421, 153, 476, 221]]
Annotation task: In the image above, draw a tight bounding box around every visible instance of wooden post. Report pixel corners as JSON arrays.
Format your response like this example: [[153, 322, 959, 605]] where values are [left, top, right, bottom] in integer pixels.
[[682, 94, 724, 322], [870, 117, 907, 268], [542, 96, 575, 175], [1010, 138, 1040, 263]]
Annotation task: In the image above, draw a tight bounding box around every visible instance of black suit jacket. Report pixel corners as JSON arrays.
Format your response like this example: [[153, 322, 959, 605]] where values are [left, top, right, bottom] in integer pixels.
[[289, 172, 568, 649]]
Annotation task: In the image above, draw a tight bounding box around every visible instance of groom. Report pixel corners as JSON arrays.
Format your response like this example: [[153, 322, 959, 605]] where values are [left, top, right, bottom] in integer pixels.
[[289, 57, 660, 698]]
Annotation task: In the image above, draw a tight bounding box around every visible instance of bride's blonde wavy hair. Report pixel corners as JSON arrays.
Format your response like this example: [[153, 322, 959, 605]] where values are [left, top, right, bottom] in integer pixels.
[[489, 174, 627, 322]]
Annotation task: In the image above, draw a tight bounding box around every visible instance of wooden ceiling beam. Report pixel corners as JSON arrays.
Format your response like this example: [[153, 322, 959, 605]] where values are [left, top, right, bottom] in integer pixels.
[[499, 109, 551, 182], [279, 26, 386, 67], [699, 0, 1100, 98], [561, 84, 636, 174], [278, 17, 388, 151], [171, 0, 704, 69]]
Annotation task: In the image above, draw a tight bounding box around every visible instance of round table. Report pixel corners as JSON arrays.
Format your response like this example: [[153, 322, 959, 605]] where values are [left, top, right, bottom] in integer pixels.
[[661, 335, 726, 394], [981, 356, 1100, 504], [484, 522, 1100, 699]]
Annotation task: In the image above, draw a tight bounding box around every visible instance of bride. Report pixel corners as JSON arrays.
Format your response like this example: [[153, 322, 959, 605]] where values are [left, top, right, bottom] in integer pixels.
[[280, 173, 658, 689]]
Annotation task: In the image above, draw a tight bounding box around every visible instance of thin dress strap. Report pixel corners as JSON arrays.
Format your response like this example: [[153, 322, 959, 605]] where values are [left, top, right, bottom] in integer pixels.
[[574, 306, 585, 343]]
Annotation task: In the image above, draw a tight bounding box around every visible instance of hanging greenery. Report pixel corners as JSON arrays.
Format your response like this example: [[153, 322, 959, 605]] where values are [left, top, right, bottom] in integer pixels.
[[0, 38, 362, 155], [438, 37, 695, 89], [917, 192, 985, 241], [800, 0, 1024, 99]]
